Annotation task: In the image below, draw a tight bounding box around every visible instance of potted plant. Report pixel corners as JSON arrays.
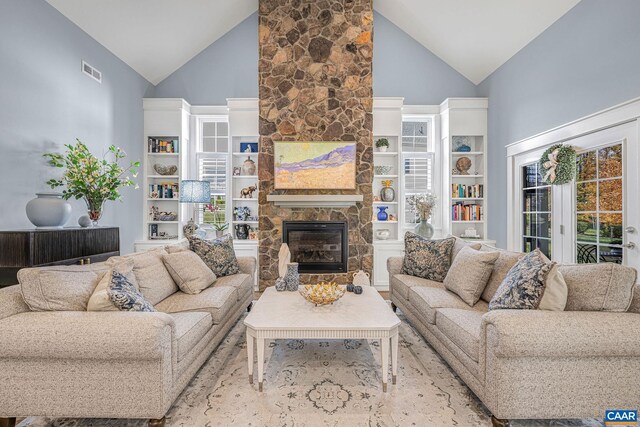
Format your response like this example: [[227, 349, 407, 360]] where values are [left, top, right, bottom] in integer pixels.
[[205, 203, 229, 237], [375, 138, 389, 152], [407, 193, 437, 239], [44, 139, 140, 226]]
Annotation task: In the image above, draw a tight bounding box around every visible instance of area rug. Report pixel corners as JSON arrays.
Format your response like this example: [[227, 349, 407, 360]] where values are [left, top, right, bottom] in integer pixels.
[[19, 311, 603, 427]]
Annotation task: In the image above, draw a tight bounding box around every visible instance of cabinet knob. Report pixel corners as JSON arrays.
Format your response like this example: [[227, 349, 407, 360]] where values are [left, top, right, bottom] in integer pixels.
[[79, 259, 85, 265], [85, 258, 91, 265]]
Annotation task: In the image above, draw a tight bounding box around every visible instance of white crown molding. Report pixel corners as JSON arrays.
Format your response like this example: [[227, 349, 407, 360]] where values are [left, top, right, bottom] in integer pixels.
[[440, 98, 488, 112], [373, 97, 404, 110], [143, 98, 190, 112], [190, 105, 229, 116], [506, 96, 640, 157], [402, 105, 440, 115], [227, 98, 259, 111]]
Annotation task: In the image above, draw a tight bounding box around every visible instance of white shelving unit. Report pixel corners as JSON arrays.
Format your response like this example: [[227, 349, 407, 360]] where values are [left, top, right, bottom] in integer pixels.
[[440, 98, 494, 245], [135, 99, 191, 252], [228, 98, 260, 289]]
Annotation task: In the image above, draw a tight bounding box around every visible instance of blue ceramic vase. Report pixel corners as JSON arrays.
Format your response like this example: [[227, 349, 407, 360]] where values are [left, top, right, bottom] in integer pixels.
[[377, 206, 388, 221]]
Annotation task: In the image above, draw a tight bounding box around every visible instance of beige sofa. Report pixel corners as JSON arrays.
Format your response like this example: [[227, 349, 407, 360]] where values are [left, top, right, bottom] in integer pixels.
[[0, 247, 256, 427], [388, 243, 640, 427]]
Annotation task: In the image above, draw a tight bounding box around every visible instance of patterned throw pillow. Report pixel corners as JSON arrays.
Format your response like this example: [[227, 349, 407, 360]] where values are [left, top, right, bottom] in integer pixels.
[[107, 271, 156, 312], [187, 234, 240, 278], [402, 233, 456, 282], [489, 249, 555, 310]]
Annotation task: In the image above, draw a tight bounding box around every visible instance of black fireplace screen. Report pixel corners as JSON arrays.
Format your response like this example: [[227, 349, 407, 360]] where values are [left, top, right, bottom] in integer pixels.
[[282, 221, 348, 273]]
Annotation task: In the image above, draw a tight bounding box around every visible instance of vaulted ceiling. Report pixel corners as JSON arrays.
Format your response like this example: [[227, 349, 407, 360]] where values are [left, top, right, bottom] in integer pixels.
[[46, 0, 580, 85]]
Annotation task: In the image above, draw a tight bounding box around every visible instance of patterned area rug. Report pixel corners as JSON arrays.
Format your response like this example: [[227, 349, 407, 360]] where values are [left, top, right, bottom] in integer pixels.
[[20, 311, 603, 427]]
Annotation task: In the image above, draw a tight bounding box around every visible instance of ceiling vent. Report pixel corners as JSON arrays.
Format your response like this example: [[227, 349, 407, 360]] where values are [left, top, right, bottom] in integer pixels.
[[82, 60, 102, 83]]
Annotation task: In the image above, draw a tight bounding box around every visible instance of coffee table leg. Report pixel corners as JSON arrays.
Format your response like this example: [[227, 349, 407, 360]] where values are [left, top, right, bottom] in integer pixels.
[[257, 337, 265, 392], [391, 333, 398, 385], [381, 337, 389, 392], [246, 331, 254, 384]]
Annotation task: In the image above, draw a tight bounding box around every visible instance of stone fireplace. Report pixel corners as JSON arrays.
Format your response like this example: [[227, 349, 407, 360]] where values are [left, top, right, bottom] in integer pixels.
[[283, 221, 348, 273], [258, 0, 374, 290]]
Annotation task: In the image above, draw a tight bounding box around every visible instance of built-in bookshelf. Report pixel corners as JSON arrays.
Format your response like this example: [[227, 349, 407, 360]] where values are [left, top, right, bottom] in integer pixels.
[[230, 138, 259, 241], [441, 98, 490, 243], [135, 99, 190, 252]]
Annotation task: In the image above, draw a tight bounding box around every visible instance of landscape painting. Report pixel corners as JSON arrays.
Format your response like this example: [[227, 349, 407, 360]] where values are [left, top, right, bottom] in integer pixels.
[[274, 141, 356, 189]]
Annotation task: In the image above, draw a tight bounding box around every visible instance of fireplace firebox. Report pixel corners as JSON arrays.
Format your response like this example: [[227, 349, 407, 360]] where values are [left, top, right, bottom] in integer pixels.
[[282, 221, 348, 274]]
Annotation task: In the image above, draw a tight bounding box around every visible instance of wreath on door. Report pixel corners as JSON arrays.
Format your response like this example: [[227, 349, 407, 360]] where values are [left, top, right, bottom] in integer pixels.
[[539, 144, 577, 185]]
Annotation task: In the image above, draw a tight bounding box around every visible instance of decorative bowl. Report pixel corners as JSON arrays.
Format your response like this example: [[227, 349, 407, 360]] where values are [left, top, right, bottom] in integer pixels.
[[158, 213, 178, 221], [153, 164, 178, 176], [300, 282, 346, 306], [374, 165, 392, 175]]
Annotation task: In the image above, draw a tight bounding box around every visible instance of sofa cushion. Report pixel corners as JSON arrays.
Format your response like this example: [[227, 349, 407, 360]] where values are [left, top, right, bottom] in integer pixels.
[[215, 273, 253, 301], [107, 248, 178, 306], [108, 271, 156, 312], [391, 274, 443, 301], [162, 250, 216, 295], [451, 236, 482, 262], [480, 245, 525, 303], [408, 286, 471, 324], [170, 312, 212, 361], [402, 233, 455, 282], [436, 308, 484, 362], [87, 259, 138, 312], [489, 249, 555, 310], [18, 264, 108, 311], [155, 285, 238, 324], [444, 246, 499, 306], [629, 284, 640, 314], [559, 263, 637, 312]]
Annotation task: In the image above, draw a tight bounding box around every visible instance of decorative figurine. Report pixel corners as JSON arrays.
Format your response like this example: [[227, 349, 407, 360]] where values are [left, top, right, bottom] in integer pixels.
[[455, 156, 472, 175], [240, 185, 257, 198], [353, 286, 363, 295]]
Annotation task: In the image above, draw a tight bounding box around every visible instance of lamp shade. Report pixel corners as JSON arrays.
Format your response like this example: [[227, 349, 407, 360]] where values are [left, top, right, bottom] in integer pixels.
[[179, 180, 210, 203]]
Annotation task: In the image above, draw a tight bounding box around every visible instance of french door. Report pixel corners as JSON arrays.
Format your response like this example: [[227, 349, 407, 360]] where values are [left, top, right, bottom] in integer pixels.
[[513, 121, 639, 270]]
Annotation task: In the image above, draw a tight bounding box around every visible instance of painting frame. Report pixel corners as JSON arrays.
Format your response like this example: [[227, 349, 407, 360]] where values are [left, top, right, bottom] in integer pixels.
[[274, 141, 357, 190]]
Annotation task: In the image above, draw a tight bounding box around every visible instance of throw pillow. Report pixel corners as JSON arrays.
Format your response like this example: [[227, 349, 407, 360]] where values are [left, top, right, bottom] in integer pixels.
[[537, 264, 568, 311], [444, 246, 499, 306], [87, 259, 138, 311], [188, 234, 240, 277], [162, 251, 217, 294], [450, 236, 482, 262], [489, 249, 555, 310], [402, 233, 456, 282], [108, 271, 156, 312]]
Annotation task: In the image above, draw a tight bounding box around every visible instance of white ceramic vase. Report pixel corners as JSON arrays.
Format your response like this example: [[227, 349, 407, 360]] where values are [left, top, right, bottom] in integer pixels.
[[26, 192, 72, 228]]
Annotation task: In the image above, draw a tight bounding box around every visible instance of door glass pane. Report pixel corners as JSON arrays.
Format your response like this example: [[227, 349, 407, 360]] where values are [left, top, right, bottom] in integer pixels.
[[598, 145, 622, 178], [575, 143, 623, 264], [576, 182, 596, 211], [521, 163, 551, 258], [598, 179, 622, 211], [576, 151, 596, 181]]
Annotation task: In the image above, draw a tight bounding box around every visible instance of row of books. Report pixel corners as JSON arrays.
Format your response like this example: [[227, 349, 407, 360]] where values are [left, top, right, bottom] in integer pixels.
[[451, 183, 484, 199], [148, 137, 179, 154], [149, 183, 179, 199], [452, 203, 483, 221]]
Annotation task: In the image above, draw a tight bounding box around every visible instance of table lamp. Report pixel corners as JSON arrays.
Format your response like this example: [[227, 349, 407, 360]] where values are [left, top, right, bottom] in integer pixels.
[[179, 180, 211, 225]]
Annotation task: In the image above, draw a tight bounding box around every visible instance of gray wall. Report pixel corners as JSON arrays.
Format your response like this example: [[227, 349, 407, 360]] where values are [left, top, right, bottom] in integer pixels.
[[0, 0, 153, 254], [477, 0, 640, 248], [154, 11, 477, 105]]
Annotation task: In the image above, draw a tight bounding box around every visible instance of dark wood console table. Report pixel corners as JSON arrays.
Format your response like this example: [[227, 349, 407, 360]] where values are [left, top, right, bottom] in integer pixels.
[[0, 227, 119, 288]]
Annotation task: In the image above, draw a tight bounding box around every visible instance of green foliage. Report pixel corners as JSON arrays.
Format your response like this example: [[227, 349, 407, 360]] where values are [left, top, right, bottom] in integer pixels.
[[375, 138, 389, 148], [539, 144, 576, 185], [44, 139, 140, 206]]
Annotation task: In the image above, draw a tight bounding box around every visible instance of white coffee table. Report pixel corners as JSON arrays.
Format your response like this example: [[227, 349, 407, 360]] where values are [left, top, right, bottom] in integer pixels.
[[244, 286, 401, 392]]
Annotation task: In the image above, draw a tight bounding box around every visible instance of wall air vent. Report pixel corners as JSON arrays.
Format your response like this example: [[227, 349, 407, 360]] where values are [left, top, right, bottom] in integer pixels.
[[82, 60, 102, 83]]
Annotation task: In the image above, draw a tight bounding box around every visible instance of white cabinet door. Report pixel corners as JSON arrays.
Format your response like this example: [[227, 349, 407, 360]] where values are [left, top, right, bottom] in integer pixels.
[[373, 242, 404, 290]]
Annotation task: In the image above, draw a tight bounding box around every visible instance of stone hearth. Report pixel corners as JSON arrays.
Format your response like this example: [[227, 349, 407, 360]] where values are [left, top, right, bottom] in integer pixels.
[[258, 0, 374, 290]]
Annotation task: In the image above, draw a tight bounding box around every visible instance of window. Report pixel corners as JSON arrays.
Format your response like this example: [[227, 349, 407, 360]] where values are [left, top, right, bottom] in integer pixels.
[[195, 117, 229, 226], [575, 143, 623, 264], [521, 163, 552, 258], [402, 118, 434, 226]]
